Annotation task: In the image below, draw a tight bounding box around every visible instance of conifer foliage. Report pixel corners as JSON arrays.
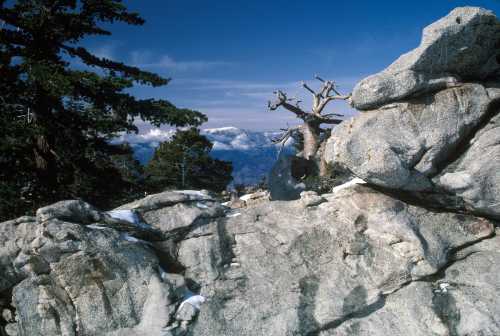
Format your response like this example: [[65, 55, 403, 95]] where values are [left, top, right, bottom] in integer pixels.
[[0, 0, 206, 220], [146, 128, 233, 193]]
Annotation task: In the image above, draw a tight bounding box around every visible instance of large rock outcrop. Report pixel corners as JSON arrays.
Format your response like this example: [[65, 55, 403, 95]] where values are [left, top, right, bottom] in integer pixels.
[[179, 186, 497, 336], [0, 191, 226, 336], [351, 7, 500, 110], [326, 7, 500, 219], [1, 184, 499, 336]]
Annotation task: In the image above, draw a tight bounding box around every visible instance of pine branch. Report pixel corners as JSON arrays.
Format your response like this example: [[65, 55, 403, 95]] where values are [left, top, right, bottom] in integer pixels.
[[61, 46, 169, 86]]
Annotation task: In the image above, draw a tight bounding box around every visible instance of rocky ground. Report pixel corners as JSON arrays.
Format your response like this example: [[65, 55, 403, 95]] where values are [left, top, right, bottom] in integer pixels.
[[1, 6, 500, 336]]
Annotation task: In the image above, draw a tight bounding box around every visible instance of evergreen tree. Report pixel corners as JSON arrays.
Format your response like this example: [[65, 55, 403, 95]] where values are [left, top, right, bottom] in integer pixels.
[[0, 0, 206, 219], [108, 142, 146, 205], [146, 128, 233, 193]]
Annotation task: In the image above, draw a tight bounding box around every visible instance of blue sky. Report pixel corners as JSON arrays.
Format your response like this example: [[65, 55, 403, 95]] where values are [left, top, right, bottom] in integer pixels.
[[84, 0, 500, 131]]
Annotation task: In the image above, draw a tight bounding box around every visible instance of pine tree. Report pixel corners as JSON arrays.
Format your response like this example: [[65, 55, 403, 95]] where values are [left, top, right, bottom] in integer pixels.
[[0, 0, 206, 219], [146, 128, 233, 193]]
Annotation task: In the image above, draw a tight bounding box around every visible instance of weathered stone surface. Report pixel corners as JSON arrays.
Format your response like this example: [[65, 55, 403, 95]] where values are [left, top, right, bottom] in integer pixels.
[[116, 190, 214, 212], [2, 308, 14, 322], [1, 183, 499, 335], [36, 200, 103, 224], [4, 323, 18, 336], [328, 229, 500, 336], [141, 201, 225, 236], [351, 7, 500, 110], [436, 111, 500, 219], [0, 197, 208, 336], [267, 155, 308, 200], [326, 84, 500, 192], [168, 185, 495, 335], [0, 217, 37, 292], [11, 217, 183, 336]]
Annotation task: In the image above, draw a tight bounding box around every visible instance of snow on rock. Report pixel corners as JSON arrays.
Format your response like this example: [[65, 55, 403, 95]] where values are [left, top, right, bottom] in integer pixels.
[[176, 190, 210, 197], [178, 291, 206, 311], [239, 194, 254, 202], [331, 178, 367, 193], [86, 224, 109, 230], [195, 202, 209, 209], [107, 209, 141, 224], [120, 233, 152, 246], [106, 209, 152, 230]]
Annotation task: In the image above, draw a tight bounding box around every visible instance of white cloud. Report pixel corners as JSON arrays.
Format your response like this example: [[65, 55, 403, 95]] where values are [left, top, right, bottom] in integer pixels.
[[132, 76, 359, 131], [174, 78, 298, 91], [113, 128, 175, 144], [130, 50, 233, 72]]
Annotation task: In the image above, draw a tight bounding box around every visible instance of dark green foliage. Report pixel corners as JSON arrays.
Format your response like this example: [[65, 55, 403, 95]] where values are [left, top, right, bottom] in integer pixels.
[[0, 0, 206, 220], [146, 128, 233, 193]]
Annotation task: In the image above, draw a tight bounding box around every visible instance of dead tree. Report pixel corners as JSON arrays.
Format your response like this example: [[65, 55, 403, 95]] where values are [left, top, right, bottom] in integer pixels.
[[268, 76, 350, 175]]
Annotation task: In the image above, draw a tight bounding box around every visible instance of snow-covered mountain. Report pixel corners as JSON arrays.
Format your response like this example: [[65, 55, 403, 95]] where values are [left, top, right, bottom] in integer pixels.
[[114, 127, 294, 186]]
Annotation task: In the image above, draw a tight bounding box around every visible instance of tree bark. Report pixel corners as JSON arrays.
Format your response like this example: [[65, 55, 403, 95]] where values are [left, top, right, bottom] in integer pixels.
[[302, 121, 321, 161]]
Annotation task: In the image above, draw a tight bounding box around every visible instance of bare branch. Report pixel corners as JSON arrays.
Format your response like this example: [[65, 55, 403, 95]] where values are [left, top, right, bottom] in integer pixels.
[[320, 81, 334, 98], [268, 90, 307, 117], [269, 75, 350, 162], [273, 125, 302, 157], [272, 126, 301, 144], [301, 81, 316, 95], [314, 75, 325, 83], [322, 112, 344, 118], [317, 117, 343, 125], [331, 86, 343, 96]]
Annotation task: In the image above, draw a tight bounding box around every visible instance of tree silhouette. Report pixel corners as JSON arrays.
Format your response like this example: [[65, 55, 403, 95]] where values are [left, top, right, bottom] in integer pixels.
[[0, 0, 206, 219]]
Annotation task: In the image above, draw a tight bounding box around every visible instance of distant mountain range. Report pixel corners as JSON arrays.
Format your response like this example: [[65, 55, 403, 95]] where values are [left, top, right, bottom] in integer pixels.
[[114, 127, 294, 186]]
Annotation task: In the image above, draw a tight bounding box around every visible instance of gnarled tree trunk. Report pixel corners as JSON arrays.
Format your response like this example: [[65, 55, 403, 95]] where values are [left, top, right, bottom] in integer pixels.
[[268, 76, 350, 177]]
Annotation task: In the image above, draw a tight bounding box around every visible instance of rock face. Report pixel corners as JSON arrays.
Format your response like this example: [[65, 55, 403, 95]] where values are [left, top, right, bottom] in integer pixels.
[[3, 208, 177, 335], [326, 84, 500, 191], [181, 187, 497, 336], [1, 184, 499, 336], [0, 191, 227, 336], [436, 111, 500, 218], [327, 7, 500, 219], [351, 7, 500, 110], [267, 155, 309, 200], [2, 6, 500, 336]]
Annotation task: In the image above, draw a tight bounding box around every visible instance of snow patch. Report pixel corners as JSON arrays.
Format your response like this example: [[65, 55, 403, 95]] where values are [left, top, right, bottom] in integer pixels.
[[177, 190, 209, 197], [86, 224, 108, 230], [434, 282, 452, 294], [120, 233, 152, 246], [331, 178, 366, 193], [178, 291, 206, 311], [196, 202, 209, 209], [107, 209, 151, 230], [122, 234, 140, 243], [107, 210, 141, 224], [239, 194, 253, 202]]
